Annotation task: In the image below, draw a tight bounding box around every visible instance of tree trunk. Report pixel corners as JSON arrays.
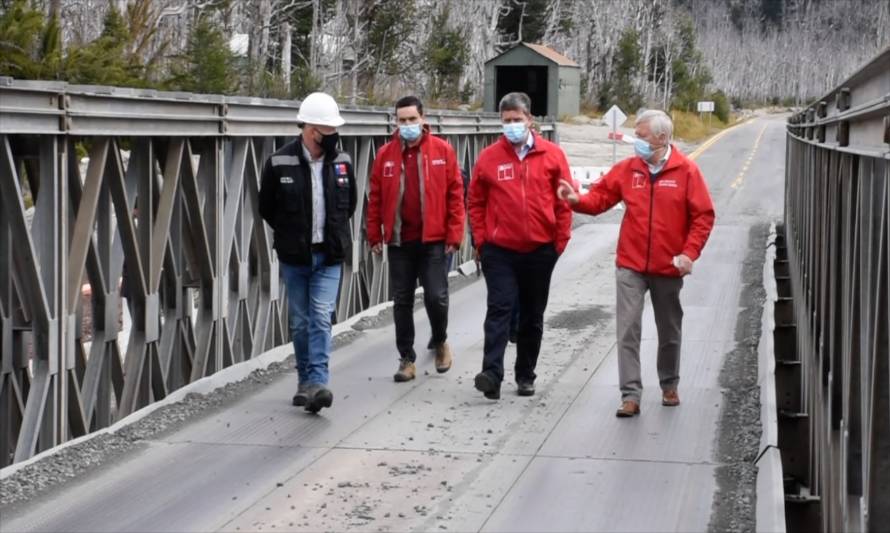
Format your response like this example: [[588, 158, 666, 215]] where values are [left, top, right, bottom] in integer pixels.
[[281, 21, 292, 94]]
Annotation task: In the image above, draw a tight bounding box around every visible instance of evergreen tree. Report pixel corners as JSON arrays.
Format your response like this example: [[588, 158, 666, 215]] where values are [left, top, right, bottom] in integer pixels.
[[168, 17, 236, 95], [40, 11, 62, 79], [709, 89, 730, 123], [63, 6, 144, 86], [609, 28, 644, 113], [496, 0, 550, 49], [424, 5, 467, 102], [0, 0, 46, 79], [365, 0, 416, 77], [670, 14, 711, 112]]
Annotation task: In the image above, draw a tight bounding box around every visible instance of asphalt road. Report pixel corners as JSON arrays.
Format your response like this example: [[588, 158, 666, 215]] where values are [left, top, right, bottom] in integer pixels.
[[0, 115, 788, 533]]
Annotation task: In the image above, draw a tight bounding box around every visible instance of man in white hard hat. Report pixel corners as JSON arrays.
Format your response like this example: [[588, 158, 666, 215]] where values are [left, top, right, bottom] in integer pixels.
[[259, 92, 357, 414]]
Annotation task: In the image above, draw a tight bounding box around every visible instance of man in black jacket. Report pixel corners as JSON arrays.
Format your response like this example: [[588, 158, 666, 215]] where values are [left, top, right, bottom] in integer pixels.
[[258, 92, 357, 413]]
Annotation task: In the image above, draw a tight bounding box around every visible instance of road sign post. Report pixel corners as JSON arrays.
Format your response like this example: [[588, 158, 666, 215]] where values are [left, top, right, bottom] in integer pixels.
[[603, 105, 627, 165]]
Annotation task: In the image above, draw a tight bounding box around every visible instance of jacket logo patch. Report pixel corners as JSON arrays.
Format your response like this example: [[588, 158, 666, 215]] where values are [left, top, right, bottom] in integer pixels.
[[383, 161, 395, 178], [657, 179, 678, 188], [432, 158, 446, 166], [497, 163, 515, 181], [336, 176, 349, 187], [280, 176, 294, 184], [632, 171, 645, 189], [334, 163, 349, 176]]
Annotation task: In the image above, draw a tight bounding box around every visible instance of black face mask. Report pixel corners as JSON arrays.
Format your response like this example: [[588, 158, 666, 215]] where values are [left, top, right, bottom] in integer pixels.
[[319, 132, 339, 154]]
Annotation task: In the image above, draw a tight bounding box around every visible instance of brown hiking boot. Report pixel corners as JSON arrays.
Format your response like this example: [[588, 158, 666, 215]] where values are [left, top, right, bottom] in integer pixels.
[[662, 389, 680, 406], [434, 342, 453, 373], [393, 359, 416, 382], [615, 399, 641, 417]]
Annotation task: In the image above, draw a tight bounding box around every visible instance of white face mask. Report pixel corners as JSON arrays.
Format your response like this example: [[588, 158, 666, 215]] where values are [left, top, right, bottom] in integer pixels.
[[503, 122, 528, 143], [399, 123, 422, 142]]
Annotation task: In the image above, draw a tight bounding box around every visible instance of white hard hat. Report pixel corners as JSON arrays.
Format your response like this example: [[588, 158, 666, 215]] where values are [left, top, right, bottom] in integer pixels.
[[297, 92, 345, 127]]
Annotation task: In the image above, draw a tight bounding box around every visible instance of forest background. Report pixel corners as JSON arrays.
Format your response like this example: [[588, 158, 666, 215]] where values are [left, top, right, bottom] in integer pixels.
[[2, 0, 889, 123]]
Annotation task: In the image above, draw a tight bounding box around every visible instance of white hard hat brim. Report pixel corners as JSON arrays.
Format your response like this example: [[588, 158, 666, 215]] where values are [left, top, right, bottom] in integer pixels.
[[297, 113, 345, 128]]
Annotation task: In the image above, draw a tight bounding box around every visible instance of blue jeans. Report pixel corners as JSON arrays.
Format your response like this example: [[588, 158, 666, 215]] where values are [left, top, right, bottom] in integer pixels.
[[280, 253, 342, 386]]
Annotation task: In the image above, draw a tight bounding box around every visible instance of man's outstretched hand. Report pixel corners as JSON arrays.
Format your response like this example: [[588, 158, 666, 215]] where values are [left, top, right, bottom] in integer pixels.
[[557, 179, 579, 205]]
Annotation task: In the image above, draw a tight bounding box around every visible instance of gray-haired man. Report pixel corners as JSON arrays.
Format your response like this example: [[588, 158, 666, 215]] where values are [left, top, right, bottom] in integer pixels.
[[558, 110, 715, 417]]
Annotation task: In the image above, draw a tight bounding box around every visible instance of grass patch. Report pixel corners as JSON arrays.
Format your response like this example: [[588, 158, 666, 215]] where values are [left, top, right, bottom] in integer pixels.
[[671, 110, 736, 142]]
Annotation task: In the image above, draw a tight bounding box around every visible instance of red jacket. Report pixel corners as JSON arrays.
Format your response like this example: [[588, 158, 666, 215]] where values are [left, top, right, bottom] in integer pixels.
[[469, 133, 573, 253], [367, 127, 465, 246], [573, 146, 715, 277]]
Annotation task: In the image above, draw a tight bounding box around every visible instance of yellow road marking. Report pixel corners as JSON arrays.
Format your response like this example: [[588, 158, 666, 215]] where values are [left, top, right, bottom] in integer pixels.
[[688, 118, 753, 161], [730, 124, 768, 190]]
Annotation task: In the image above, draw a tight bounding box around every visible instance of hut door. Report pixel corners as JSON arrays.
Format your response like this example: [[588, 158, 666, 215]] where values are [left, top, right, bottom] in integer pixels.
[[495, 66, 548, 116]]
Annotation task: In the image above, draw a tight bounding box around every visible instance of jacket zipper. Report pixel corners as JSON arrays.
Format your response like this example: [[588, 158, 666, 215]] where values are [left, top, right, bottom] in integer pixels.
[[521, 159, 529, 242], [644, 174, 655, 273]]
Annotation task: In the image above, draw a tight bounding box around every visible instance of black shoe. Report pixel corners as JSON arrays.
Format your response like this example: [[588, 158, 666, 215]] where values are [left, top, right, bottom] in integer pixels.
[[517, 381, 535, 396], [508, 331, 518, 344], [474, 372, 500, 400], [292, 384, 308, 407], [305, 386, 333, 413]]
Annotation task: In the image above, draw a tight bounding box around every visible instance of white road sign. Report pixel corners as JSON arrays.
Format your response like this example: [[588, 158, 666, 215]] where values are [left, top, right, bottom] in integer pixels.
[[697, 101, 715, 112], [603, 105, 627, 130]]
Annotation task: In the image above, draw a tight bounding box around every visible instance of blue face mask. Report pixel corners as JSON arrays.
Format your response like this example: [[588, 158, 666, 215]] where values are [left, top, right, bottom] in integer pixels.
[[634, 138, 654, 160], [399, 123, 422, 142], [503, 122, 528, 144]]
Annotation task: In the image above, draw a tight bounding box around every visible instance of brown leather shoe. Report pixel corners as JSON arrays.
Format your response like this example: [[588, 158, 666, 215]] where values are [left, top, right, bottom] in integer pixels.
[[393, 359, 416, 382], [662, 389, 680, 406], [434, 342, 453, 373], [615, 400, 641, 417]]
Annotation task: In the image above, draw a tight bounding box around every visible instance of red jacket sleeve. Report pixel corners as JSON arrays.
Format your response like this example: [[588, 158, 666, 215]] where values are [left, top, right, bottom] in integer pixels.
[[468, 159, 489, 250], [553, 151, 573, 254], [445, 146, 465, 247], [682, 164, 715, 260], [367, 154, 384, 246], [573, 166, 624, 215]]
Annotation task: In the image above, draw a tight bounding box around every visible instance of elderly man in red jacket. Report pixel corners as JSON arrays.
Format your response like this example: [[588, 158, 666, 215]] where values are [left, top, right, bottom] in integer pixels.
[[558, 109, 715, 417], [469, 92, 573, 400], [367, 96, 465, 382]]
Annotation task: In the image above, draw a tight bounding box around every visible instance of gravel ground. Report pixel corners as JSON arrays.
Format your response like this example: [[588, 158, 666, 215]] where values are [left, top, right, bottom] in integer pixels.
[[707, 223, 768, 533]]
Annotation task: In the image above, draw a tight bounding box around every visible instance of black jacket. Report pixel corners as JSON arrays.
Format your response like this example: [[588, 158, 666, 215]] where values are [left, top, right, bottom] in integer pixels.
[[258, 137, 357, 266]]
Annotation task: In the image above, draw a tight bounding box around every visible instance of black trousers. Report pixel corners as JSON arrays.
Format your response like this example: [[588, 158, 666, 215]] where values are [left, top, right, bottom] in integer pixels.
[[389, 241, 449, 362], [480, 243, 558, 384]]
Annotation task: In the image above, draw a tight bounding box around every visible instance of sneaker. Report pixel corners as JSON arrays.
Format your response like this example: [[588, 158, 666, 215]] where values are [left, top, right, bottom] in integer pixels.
[[474, 372, 500, 400], [292, 383, 309, 407], [434, 342, 453, 373], [517, 381, 535, 396], [304, 385, 334, 413], [615, 399, 641, 417], [393, 359, 416, 382]]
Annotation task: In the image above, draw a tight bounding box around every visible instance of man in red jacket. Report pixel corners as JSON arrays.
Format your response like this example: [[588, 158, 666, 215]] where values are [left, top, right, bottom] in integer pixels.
[[558, 109, 715, 417], [367, 96, 465, 382], [469, 92, 573, 400]]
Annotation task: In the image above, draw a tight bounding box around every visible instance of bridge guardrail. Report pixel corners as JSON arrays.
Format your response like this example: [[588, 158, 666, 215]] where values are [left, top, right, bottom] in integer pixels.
[[0, 78, 555, 466], [782, 46, 889, 531]]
